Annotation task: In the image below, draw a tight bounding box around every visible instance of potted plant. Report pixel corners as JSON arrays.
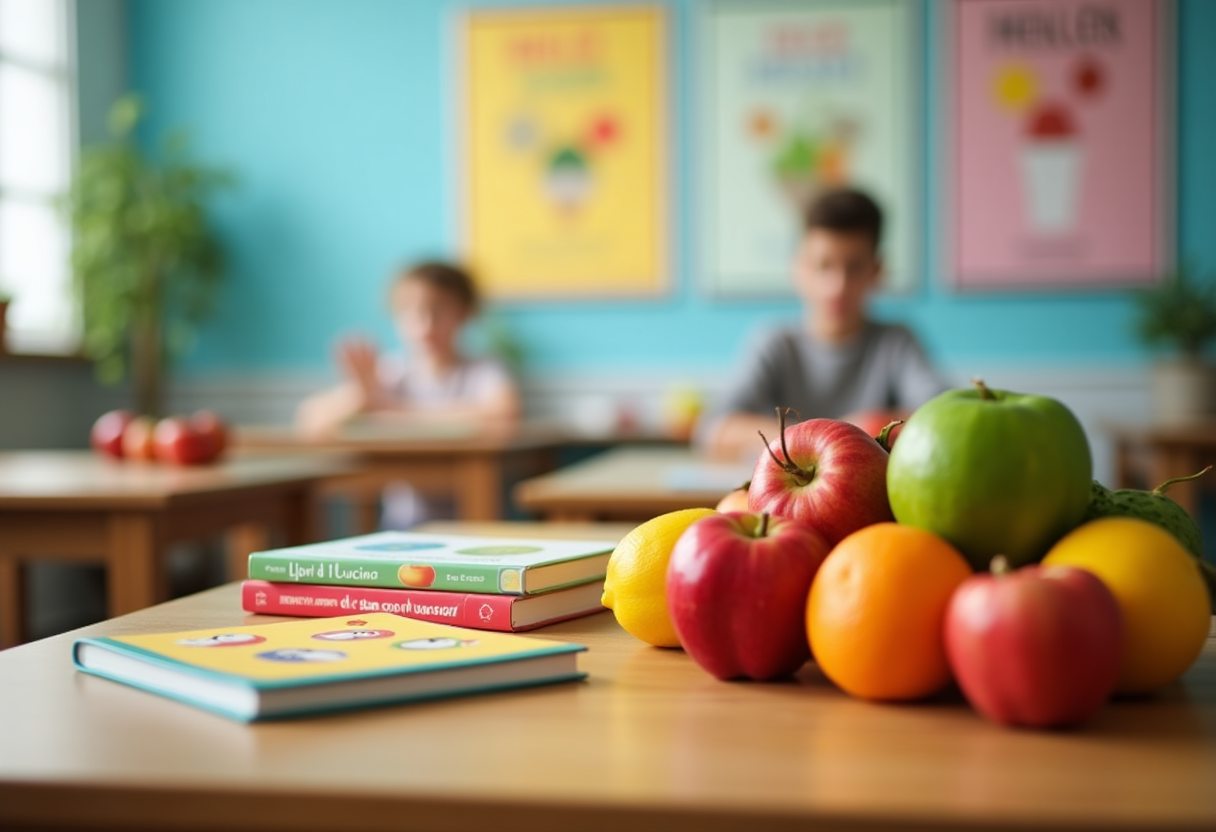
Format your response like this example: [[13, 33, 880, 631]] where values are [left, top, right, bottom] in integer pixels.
[[1131, 263, 1216, 424], [0, 290, 10, 353], [61, 95, 233, 416]]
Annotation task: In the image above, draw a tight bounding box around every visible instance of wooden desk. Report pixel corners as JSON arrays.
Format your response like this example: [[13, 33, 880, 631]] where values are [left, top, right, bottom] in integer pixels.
[[1105, 422, 1216, 519], [514, 446, 749, 521], [0, 450, 351, 648], [1, 521, 1214, 832], [237, 421, 683, 531]]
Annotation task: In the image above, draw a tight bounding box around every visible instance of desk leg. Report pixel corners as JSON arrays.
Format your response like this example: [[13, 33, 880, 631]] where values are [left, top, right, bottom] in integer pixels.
[[458, 456, 502, 521], [0, 556, 26, 648], [226, 523, 270, 583], [107, 513, 165, 616]]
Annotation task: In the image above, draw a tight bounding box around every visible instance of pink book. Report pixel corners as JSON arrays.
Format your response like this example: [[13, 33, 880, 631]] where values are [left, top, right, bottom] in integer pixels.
[[241, 580, 606, 633]]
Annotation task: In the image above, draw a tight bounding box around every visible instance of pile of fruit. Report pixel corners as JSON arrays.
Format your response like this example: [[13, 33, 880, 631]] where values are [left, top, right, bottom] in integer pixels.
[[602, 382, 1214, 730], [91, 408, 229, 466]]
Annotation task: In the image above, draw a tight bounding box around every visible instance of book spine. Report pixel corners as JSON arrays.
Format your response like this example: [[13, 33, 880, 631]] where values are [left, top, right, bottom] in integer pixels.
[[247, 553, 525, 595], [241, 581, 521, 632]]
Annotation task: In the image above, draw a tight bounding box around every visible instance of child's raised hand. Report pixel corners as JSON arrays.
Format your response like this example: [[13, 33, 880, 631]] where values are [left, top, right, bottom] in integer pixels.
[[336, 337, 382, 408]]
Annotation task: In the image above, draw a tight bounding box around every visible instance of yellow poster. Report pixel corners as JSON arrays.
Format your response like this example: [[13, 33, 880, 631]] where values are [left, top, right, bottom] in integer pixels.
[[461, 5, 666, 298]]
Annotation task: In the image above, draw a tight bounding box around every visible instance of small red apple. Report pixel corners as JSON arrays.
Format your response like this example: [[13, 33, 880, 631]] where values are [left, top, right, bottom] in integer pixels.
[[153, 416, 217, 465], [748, 410, 894, 548], [189, 409, 228, 462], [666, 512, 831, 681], [121, 416, 158, 461], [91, 409, 134, 459], [397, 564, 437, 587], [944, 557, 1123, 729]]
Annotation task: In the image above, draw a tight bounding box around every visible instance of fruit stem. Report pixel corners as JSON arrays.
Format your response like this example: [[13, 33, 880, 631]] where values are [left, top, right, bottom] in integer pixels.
[[990, 555, 1010, 576], [1153, 465, 1212, 496], [972, 378, 996, 401], [876, 419, 905, 452], [757, 407, 815, 487], [757, 512, 770, 538]]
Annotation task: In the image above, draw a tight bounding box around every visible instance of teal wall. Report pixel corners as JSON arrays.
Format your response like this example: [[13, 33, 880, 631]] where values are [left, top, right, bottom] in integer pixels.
[[125, 0, 1216, 378]]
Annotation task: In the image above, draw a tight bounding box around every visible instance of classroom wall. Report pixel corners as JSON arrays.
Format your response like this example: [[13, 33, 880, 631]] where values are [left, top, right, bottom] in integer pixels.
[[124, 0, 1216, 388]]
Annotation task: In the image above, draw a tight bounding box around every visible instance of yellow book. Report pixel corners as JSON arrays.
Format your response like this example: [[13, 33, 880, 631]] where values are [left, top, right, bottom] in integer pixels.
[[73, 612, 586, 722]]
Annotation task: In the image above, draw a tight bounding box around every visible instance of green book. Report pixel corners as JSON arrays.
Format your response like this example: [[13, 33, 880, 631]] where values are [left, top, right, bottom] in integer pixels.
[[247, 531, 616, 596]]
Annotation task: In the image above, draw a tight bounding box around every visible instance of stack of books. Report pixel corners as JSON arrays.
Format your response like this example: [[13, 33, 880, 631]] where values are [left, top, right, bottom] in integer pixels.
[[242, 531, 616, 632]]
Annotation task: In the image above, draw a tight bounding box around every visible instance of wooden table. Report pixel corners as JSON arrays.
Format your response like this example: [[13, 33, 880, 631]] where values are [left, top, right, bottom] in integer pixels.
[[0, 450, 351, 648], [235, 420, 679, 531], [1, 521, 1214, 832], [1105, 421, 1216, 519], [514, 445, 750, 521]]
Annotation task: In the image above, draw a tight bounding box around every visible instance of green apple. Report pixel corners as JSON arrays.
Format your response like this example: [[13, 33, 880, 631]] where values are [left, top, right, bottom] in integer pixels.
[[887, 382, 1092, 570]]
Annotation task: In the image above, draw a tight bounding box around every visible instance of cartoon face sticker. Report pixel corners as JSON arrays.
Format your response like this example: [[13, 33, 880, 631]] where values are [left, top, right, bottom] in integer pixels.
[[312, 629, 395, 641], [256, 648, 347, 663], [176, 633, 267, 647], [395, 637, 478, 651]]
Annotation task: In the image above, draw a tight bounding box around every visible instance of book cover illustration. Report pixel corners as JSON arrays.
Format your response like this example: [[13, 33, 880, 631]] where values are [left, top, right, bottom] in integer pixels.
[[77, 612, 581, 683], [247, 531, 616, 595]]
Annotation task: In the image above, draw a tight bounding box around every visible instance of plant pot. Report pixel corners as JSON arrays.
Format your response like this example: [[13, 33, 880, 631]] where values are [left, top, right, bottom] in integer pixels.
[[1150, 358, 1216, 425]]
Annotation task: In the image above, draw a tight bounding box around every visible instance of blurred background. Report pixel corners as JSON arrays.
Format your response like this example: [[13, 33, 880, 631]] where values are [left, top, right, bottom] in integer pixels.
[[0, 0, 1212, 481]]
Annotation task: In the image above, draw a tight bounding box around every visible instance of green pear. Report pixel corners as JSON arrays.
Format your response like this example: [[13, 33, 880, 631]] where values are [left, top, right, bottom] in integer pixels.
[[1082, 467, 1214, 611]]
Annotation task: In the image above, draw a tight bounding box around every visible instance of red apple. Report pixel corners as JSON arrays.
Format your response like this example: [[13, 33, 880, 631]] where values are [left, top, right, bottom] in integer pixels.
[[846, 410, 905, 449], [189, 409, 228, 462], [91, 409, 134, 459], [944, 557, 1123, 729], [748, 411, 894, 548], [153, 416, 216, 465], [121, 416, 158, 461], [666, 512, 831, 681]]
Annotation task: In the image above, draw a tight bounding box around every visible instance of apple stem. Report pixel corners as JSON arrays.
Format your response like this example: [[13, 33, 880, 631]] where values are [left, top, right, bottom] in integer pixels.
[[990, 555, 1010, 576], [972, 378, 996, 401], [757, 512, 770, 538], [757, 407, 815, 487], [876, 419, 905, 452], [1153, 465, 1212, 496]]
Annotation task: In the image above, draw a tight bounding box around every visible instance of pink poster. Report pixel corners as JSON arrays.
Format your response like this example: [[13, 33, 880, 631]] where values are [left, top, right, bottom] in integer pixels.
[[952, 0, 1170, 289]]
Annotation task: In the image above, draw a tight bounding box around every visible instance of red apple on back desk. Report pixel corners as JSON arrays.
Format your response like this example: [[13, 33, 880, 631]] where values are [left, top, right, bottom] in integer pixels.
[[748, 412, 894, 548], [189, 409, 228, 461], [91, 409, 134, 459], [667, 511, 830, 681], [121, 415, 158, 461], [153, 416, 217, 465]]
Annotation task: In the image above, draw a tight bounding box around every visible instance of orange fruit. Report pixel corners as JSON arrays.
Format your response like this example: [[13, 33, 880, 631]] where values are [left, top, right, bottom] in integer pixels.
[[807, 522, 973, 701], [1042, 517, 1211, 694]]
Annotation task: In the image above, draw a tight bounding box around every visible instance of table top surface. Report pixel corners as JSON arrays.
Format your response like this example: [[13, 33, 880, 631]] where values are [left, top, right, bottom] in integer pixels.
[[0, 450, 354, 509], [515, 445, 751, 511], [236, 418, 678, 455], [3, 521, 1213, 832]]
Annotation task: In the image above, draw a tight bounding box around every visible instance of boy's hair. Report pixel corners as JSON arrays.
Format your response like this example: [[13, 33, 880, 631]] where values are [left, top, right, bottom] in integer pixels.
[[396, 261, 480, 313], [803, 188, 883, 252]]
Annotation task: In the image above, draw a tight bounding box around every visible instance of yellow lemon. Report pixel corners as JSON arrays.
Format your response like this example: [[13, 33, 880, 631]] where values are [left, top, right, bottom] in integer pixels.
[[602, 507, 717, 647], [1042, 517, 1211, 695]]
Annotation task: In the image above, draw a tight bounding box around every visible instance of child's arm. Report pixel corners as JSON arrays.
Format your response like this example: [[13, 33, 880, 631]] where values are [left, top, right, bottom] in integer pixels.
[[293, 337, 391, 439]]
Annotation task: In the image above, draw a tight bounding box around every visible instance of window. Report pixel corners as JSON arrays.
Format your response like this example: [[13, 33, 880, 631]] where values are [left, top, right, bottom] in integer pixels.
[[0, 0, 74, 353]]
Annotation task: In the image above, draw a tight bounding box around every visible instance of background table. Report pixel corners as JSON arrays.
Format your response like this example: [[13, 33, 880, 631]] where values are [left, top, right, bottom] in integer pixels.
[[1105, 421, 1216, 520], [513, 446, 750, 520], [0, 450, 351, 647], [237, 420, 680, 531], [1, 521, 1214, 832]]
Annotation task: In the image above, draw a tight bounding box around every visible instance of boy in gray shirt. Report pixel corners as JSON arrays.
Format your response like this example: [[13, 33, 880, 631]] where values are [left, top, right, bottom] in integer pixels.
[[696, 189, 948, 459]]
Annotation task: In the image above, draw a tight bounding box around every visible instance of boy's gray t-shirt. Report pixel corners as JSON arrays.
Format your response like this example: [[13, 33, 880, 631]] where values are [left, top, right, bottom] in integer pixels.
[[697, 321, 949, 444]]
